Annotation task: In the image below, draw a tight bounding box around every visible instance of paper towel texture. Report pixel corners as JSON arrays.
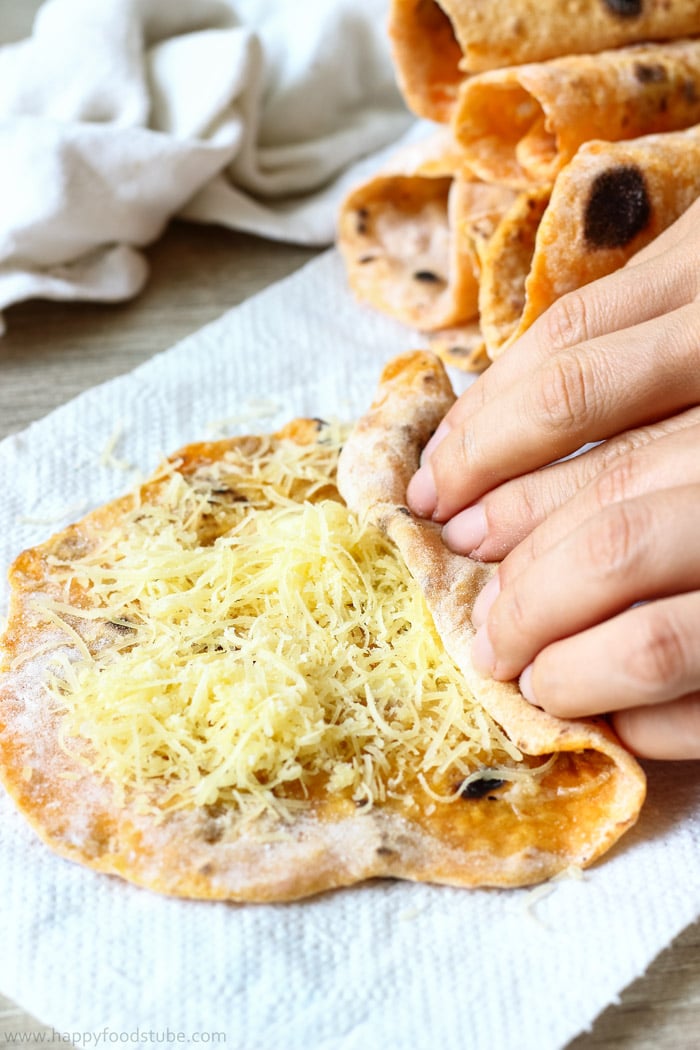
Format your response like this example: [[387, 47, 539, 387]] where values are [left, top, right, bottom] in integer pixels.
[[1, 252, 699, 1049]]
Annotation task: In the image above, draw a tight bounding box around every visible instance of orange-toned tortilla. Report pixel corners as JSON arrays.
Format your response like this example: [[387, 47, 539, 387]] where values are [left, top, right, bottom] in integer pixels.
[[0, 360, 646, 901], [338, 134, 516, 339], [428, 322, 490, 373], [390, 0, 700, 122], [479, 126, 700, 358], [454, 40, 700, 188]]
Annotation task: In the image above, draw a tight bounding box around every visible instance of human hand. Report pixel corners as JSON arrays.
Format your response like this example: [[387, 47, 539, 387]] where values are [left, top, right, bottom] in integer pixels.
[[406, 197, 700, 759]]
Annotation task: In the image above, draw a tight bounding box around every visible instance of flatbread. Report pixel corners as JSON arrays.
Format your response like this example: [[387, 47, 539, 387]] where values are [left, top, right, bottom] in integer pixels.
[[337, 133, 516, 340], [454, 40, 700, 189], [480, 126, 700, 358], [428, 322, 490, 373], [390, 0, 700, 121], [0, 370, 645, 902]]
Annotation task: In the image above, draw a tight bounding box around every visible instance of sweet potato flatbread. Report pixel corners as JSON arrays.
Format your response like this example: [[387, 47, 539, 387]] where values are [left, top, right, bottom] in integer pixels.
[[390, 0, 700, 122], [337, 134, 511, 334], [454, 40, 700, 189], [427, 321, 491, 373], [337, 133, 516, 367], [0, 368, 644, 901], [480, 126, 700, 357]]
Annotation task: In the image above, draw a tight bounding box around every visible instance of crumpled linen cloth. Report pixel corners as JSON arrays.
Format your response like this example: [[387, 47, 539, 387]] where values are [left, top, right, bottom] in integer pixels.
[[0, 0, 412, 322]]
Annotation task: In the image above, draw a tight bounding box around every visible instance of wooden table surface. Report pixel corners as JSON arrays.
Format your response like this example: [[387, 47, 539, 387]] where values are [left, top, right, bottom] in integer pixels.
[[1, 4, 698, 1049]]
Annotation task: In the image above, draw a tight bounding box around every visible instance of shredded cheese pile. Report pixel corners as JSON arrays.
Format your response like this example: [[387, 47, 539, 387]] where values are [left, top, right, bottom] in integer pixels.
[[41, 433, 525, 819]]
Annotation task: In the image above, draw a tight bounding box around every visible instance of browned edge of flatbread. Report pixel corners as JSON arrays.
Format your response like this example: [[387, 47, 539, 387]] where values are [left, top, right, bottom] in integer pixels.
[[337, 133, 481, 332], [490, 127, 700, 358], [453, 40, 700, 190]]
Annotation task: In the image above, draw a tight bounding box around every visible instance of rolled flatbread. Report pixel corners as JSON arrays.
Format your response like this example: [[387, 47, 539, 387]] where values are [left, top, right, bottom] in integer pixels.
[[428, 322, 491, 373], [454, 40, 700, 188], [390, 0, 700, 121], [479, 125, 700, 357], [337, 134, 516, 336]]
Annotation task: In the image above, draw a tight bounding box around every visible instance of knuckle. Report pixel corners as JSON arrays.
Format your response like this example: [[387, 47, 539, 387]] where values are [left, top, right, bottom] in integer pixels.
[[597, 430, 646, 470], [583, 500, 648, 581], [543, 290, 590, 349], [593, 455, 638, 511], [537, 354, 594, 434], [626, 608, 689, 694], [508, 476, 542, 536]]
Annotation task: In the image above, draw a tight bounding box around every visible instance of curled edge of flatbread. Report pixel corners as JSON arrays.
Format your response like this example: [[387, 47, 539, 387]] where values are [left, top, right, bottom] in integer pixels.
[[453, 39, 700, 190], [338, 349, 646, 867], [480, 126, 700, 359], [428, 322, 490, 374], [337, 133, 481, 332], [337, 131, 518, 354], [389, 0, 700, 123]]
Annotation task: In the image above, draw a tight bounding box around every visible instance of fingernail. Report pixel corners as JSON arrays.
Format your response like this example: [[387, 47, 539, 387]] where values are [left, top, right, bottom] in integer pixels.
[[442, 504, 487, 556], [472, 573, 500, 628], [519, 664, 537, 704], [420, 420, 451, 465], [472, 624, 495, 675], [406, 464, 437, 519]]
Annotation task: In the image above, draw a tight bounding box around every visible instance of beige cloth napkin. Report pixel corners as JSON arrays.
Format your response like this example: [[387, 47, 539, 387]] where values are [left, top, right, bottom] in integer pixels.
[[0, 0, 412, 324]]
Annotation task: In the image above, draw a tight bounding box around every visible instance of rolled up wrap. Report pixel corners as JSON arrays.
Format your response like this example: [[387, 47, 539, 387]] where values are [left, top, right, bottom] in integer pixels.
[[390, 0, 700, 122], [479, 125, 700, 358], [338, 133, 516, 336], [455, 39, 700, 188]]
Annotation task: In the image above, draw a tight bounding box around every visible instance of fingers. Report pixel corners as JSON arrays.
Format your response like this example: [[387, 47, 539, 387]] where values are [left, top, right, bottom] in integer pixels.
[[421, 212, 700, 447], [444, 412, 700, 562], [515, 591, 700, 728], [612, 694, 700, 760], [471, 485, 700, 683], [408, 201, 700, 521], [408, 301, 700, 522]]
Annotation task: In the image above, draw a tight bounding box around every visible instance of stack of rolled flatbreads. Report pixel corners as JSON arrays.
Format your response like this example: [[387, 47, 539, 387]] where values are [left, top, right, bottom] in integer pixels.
[[338, 0, 700, 371]]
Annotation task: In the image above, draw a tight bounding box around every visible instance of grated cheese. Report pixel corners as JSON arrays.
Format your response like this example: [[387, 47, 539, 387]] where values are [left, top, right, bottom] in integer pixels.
[[99, 421, 135, 473], [37, 433, 540, 820]]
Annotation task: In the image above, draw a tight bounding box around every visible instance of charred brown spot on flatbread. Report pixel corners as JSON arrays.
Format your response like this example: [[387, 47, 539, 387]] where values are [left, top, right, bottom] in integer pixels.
[[108, 620, 136, 635], [633, 61, 667, 84], [602, 0, 643, 17], [458, 775, 507, 800], [355, 208, 370, 236], [583, 165, 651, 250], [413, 270, 446, 285], [683, 79, 699, 105]]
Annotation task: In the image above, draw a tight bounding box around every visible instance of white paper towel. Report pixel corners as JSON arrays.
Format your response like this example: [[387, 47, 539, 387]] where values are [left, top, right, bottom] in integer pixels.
[[1, 251, 699, 1050]]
